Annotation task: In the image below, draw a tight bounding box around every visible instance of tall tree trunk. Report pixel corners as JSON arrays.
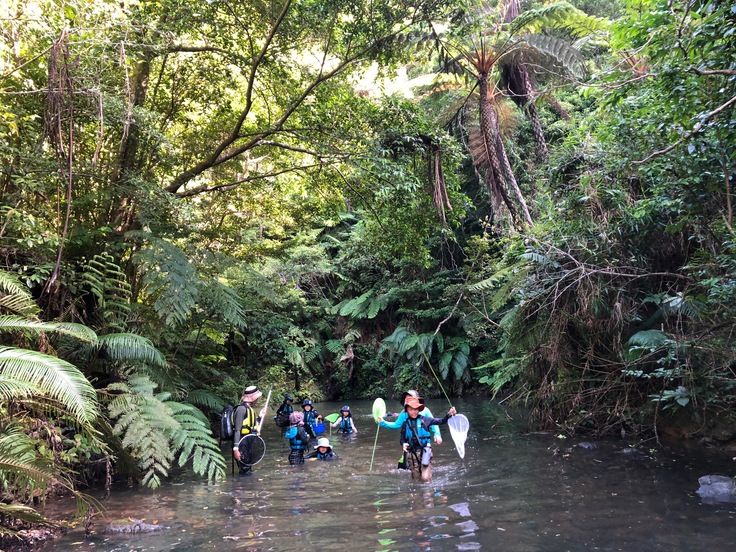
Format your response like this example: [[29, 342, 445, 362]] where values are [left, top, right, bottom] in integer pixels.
[[477, 72, 521, 227], [109, 53, 151, 231], [492, 109, 533, 227], [501, 61, 548, 159]]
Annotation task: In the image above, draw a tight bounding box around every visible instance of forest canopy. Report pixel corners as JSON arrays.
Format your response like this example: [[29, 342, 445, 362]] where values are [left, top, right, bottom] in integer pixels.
[[1, 0, 735, 532]]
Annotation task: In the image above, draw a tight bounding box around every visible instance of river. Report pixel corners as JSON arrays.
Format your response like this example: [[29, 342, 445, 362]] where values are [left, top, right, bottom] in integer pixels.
[[40, 398, 736, 551]]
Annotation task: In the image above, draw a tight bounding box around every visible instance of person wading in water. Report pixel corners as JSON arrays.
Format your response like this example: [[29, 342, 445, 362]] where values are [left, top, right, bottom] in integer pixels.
[[232, 386, 267, 473], [400, 396, 456, 483]]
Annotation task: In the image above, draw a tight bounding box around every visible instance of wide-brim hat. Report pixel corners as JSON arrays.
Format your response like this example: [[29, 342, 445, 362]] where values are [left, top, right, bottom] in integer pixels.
[[404, 396, 425, 412], [242, 386, 262, 402], [399, 390, 425, 407], [314, 437, 332, 451]]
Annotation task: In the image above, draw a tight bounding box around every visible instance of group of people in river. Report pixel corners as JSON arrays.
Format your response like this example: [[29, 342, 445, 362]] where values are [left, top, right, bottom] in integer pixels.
[[230, 386, 456, 483]]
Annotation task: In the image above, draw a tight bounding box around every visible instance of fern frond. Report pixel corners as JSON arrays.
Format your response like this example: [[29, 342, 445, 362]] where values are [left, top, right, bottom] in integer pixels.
[[98, 333, 168, 368], [132, 237, 200, 328], [168, 402, 226, 480], [627, 329, 672, 350], [0, 315, 98, 342], [106, 374, 225, 487], [0, 270, 39, 317], [82, 253, 132, 333], [0, 347, 99, 424], [205, 280, 248, 328], [508, 1, 609, 39], [515, 34, 585, 77], [184, 389, 225, 412]]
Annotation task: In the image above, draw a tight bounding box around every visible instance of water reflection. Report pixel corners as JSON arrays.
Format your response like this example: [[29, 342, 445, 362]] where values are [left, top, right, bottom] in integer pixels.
[[39, 398, 736, 551]]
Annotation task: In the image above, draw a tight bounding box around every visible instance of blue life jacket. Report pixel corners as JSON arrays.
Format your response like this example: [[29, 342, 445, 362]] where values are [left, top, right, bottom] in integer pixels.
[[402, 417, 432, 450], [338, 417, 354, 433], [303, 409, 318, 429], [316, 451, 336, 460], [288, 428, 308, 451]]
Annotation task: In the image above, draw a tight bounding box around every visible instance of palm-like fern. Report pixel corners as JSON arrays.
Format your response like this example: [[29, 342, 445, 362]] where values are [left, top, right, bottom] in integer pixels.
[[131, 232, 248, 329], [0, 347, 100, 425], [81, 252, 132, 333], [0, 270, 102, 531], [106, 374, 226, 488], [0, 427, 57, 535]]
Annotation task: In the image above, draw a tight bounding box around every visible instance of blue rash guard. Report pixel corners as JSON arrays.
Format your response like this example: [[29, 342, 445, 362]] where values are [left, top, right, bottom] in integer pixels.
[[379, 407, 441, 438]]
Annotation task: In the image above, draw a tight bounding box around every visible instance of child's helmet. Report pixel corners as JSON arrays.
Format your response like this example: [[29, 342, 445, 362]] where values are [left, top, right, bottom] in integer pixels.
[[289, 412, 303, 425], [302, 399, 312, 407], [340, 405, 350, 412], [284, 394, 293, 402]]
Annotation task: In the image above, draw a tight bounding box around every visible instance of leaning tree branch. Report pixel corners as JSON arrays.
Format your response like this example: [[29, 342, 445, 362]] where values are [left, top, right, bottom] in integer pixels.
[[633, 93, 736, 165]]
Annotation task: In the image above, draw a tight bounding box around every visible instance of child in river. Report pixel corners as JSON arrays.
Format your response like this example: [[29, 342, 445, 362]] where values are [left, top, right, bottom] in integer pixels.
[[330, 405, 358, 434], [307, 437, 338, 460], [395, 396, 455, 483], [284, 411, 311, 465]]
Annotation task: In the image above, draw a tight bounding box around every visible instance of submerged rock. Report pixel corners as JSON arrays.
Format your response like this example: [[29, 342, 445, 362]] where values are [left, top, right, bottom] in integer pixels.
[[696, 475, 736, 503], [106, 519, 168, 533], [576, 442, 598, 450]]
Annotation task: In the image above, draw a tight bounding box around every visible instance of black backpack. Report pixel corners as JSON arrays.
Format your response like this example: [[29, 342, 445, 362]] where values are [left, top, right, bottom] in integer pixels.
[[220, 404, 235, 440]]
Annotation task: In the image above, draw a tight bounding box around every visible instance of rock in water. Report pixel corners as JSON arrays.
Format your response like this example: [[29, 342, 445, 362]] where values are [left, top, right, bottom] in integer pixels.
[[696, 475, 736, 503], [106, 519, 168, 533]]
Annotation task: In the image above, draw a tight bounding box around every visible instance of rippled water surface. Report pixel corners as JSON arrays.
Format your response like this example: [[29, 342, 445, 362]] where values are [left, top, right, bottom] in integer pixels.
[[40, 398, 736, 551]]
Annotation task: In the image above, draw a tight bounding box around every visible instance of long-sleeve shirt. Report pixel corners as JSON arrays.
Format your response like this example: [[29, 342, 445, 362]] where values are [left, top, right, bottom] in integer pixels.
[[399, 413, 451, 450], [380, 408, 441, 438]]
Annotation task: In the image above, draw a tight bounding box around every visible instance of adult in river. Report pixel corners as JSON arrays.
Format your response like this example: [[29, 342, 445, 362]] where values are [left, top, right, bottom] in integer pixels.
[[378, 390, 441, 468], [232, 386, 267, 473], [399, 396, 455, 483]]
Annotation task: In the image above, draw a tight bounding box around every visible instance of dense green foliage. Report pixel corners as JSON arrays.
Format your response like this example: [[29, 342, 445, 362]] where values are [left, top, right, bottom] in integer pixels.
[[1, 0, 735, 534]]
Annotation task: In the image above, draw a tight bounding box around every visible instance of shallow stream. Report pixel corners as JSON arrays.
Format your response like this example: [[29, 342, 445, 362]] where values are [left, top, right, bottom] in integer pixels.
[[40, 398, 736, 551]]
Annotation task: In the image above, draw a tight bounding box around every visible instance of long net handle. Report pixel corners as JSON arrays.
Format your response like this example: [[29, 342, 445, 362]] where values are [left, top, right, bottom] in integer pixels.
[[369, 424, 380, 472], [256, 386, 273, 434]]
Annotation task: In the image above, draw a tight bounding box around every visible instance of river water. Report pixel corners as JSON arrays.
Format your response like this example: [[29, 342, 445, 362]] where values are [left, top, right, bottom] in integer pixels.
[[40, 398, 736, 551]]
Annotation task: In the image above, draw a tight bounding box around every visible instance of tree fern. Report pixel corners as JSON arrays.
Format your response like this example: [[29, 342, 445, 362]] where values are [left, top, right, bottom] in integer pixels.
[[0, 270, 39, 317], [0, 347, 99, 425], [106, 374, 225, 488], [98, 333, 168, 368], [81, 252, 132, 333], [184, 388, 225, 412], [508, 1, 609, 39], [131, 236, 200, 328], [0, 315, 98, 343]]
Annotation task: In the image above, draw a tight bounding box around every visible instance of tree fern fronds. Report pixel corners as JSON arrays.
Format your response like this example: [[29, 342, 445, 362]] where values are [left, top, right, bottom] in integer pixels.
[[0, 503, 53, 535], [517, 34, 586, 78], [184, 389, 225, 412], [0, 270, 39, 317], [0, 426, 56, 491], [0, 347, 99, 424], [508, 2, 609, 39], [98, 333, 168, 368], [0, 316, 98, 343], [168, 402, 226, 481], [106, 374, 224, 487], [132, 237, 200, 328], [82, 253, 132, 333], [201, 280, 248, 328]]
